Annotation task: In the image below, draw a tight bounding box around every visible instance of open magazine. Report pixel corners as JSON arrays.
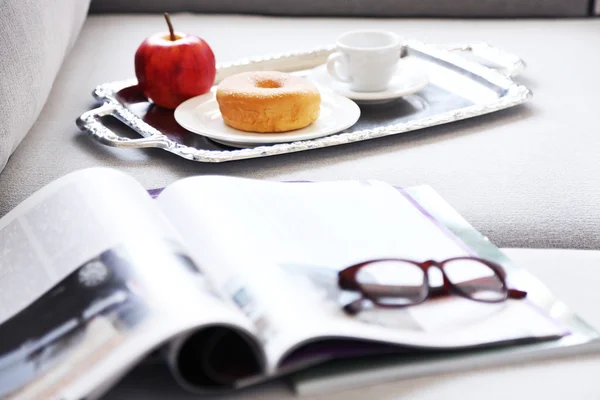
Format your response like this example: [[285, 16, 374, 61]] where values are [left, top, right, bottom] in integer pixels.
[[0, 168, 597, 399]]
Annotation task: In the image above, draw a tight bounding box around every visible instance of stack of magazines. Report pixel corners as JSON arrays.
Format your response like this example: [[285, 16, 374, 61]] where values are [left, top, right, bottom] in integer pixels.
[[0, 168, 597, 399]]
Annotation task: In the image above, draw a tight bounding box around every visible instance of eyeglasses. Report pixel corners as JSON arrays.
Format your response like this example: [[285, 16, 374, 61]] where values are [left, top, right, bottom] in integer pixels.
[[338, 257, 527, 315]]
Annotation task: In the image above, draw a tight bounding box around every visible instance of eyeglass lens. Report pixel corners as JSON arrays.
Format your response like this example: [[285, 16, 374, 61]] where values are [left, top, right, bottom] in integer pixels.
[[443, 259, 505, 301], [355, 260, 428, 305]]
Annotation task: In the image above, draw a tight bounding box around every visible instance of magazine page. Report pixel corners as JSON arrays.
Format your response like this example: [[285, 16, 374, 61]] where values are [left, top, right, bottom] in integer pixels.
[[157, 176, 568, 373], [0, 168, 262, 399]]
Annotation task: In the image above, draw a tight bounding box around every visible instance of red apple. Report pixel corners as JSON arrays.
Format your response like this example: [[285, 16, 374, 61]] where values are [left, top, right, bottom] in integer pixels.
[[134, 13, 216, 109]]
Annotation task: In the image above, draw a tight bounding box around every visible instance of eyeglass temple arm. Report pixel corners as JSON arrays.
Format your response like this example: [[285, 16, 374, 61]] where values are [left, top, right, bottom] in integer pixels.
[[446, 274, 528, 299], [428, 281, 527, 300], [342, 298, 364, 315], [508, 288, 527, 299]]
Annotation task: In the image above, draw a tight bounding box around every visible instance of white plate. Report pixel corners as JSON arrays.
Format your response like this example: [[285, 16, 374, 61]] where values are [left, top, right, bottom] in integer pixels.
[[307, 59, 429, 103], [174, 90, 360, 148]]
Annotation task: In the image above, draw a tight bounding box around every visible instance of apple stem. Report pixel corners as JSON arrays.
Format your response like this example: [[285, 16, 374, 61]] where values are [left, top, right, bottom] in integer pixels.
[[164, 13, 176, 41]]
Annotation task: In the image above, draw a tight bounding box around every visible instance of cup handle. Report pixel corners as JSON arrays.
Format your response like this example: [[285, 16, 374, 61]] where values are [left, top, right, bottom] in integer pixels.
[[326, 52, 352, 83]]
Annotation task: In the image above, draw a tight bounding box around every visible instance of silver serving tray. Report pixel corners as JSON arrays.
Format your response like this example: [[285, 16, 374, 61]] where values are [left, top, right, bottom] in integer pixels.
[[76, 41, 529, 163]]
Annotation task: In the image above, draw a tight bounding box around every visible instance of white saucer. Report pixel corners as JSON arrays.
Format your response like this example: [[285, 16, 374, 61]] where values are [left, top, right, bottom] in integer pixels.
[[174, 90, 360, 148], [307, 59, 429, 103]]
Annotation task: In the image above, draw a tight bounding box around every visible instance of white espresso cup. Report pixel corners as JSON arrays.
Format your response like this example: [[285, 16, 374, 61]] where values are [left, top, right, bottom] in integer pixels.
[[327, 30, 403, 92]]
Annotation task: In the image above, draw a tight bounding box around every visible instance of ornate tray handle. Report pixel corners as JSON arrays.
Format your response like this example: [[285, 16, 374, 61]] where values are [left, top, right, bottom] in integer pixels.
[[76, 101, 172, 149], [215, 46, 335, 82], [440, 42, 526, 77]]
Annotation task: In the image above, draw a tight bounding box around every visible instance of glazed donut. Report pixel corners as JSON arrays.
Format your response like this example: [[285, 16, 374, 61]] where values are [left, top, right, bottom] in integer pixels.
[[216, 71, 321, 133]]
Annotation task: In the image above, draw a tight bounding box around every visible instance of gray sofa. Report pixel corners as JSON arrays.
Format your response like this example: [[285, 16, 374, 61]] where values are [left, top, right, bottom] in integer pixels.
[[2, 1, 600, 399], [1, 0, 600, 249]]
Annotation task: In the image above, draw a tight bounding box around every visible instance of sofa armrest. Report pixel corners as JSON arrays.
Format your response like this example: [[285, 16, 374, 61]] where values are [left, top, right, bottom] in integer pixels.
[[0, 0, 90, 173]]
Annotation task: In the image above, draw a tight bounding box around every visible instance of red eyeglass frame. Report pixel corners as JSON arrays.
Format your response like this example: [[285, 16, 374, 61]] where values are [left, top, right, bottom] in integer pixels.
[[338, 256, 527, 315]]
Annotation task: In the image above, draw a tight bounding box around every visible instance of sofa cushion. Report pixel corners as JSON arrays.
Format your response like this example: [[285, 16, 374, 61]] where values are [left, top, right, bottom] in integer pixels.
[[0, 0, 90, 172], [89, 0, 589, 17], [1, 15, 600, 250]]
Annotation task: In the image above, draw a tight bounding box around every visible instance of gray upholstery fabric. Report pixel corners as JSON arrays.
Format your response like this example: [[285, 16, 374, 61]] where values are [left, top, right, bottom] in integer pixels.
[[89, 0, 590, 17], [595, 0, 600, 14], [2, 15, 600, 250], [104, 248, 600, 399], [0, 0, 90, 173]]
